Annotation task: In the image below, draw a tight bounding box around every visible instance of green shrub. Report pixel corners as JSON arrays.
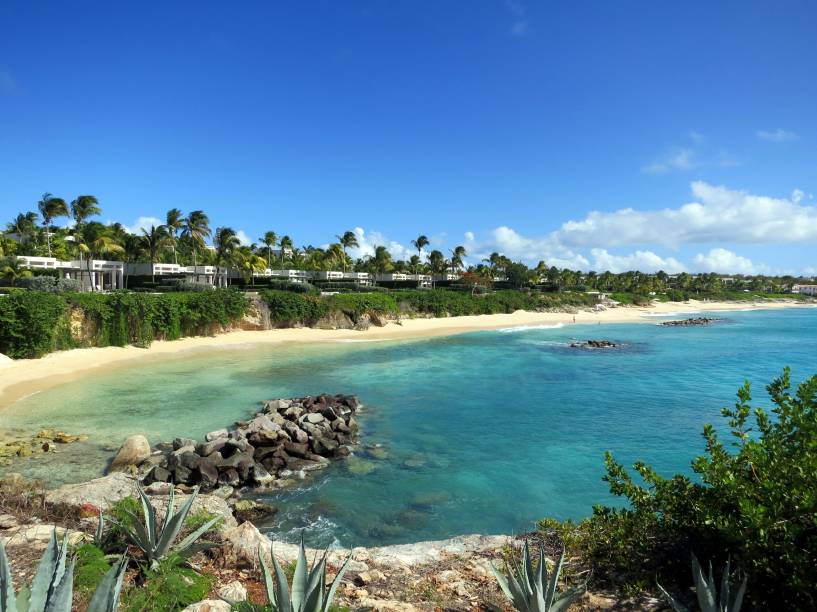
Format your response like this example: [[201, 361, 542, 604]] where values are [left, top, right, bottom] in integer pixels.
[[17, 275, 82, 293], [327, 292, 398, 317], [261, 290, 328, 325], [540, 369, 817, 609], [74, 543, 112, 594], [0, 289, 70, 358], [122, 561, 214, 612]]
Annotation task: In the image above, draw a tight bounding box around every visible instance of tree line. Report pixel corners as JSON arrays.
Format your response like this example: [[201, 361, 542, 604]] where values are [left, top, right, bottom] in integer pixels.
[[2, 193, 811, 294]]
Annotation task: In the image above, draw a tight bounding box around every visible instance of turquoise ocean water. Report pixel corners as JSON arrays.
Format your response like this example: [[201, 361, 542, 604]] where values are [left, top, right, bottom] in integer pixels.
[[2, 307, 815, 547]]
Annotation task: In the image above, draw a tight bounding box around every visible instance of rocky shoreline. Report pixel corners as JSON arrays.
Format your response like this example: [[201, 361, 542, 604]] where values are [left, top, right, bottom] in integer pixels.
[[107, 394, 362, 498]]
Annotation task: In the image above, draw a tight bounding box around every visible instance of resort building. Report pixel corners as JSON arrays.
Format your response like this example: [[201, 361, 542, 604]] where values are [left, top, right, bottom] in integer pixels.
[[17, 256, 125, 290], [793, 284, 817, 296]]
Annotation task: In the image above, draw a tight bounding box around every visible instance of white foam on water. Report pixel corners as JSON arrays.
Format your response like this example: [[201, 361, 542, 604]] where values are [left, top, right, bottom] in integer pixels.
[[497, 323, 565, 333], [640, 311, 701, 318]]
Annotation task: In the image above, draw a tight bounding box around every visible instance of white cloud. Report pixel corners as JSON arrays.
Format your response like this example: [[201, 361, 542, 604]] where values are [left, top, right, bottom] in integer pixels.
[[235, 230, 252, 246], [463, 226, 589, 269], [757, 129, 798, 142], [554, 181, 817, 248], [124, 216, 163, 235], [691, 248, 767, 275], [506, 0, 528, 36], [590, 249, 685, 274], [689, 130, 705, 144], [642, 148, 697, 174], [344, 227, 414, 261]]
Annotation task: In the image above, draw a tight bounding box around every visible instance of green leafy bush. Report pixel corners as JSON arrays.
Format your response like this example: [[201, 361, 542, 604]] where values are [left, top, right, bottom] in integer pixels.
[[0, 290, 71, 358], [17, 276, 82, 293], [74, 543, 112, 595], [540, 369, 817, 609], [327, 293, 398, 317], [121, 561, 213, 612], [261, 290, 329, 325]]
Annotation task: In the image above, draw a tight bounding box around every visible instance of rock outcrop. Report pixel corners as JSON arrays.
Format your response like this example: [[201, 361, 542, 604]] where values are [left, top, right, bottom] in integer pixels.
[[139, 394, 361, 493], [44, 472, 237, 531], [660, 317, 722, 327], [569, 339, 618, 349]]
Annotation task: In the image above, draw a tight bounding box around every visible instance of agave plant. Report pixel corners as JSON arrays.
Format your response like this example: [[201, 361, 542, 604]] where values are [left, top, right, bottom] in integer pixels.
[[489, 541, 585, 612], [0, 531, 127, 612], [118, 485, 220, 569], [257, 536, 351, 612], [658, 554, 747, 612]]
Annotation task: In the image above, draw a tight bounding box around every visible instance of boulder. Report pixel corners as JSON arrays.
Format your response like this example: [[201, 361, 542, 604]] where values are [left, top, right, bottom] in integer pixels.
[[173, 437, 198, 450], [107, 435, 151, 473], [205, 429, 228, 442], [221, 521, 271, 567], [46, 473, 139, 510], [181, 600, 232, 612], [217, 581, 248, 604], [283, 441, 309, 458], [252, 464, 275, 486], [197, 438, 228, 457], [197, 457, 219, 488], [232, 499, 277, 523]]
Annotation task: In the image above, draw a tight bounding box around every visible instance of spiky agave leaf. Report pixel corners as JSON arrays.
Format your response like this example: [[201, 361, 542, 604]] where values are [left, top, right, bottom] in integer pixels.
[[86, 556, 128, 612], [1, 541, 17, 612], [489, 544, 585, 612]]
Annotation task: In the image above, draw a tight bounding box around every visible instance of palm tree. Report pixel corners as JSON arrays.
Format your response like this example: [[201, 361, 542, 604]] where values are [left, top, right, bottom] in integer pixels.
[[140, 225, 171, 282], [278, 235, 293, 268], [1, 258, 33, 286], [6, 212, 39, 245], [372, 245, 392, 274], [260, 231, 278, 269], [70, 195, 101, 281], [76, 223, 124, 290], [164, 208, 184, 265], [450, 245, 467, 273], [428, 249, 445, 287], [214, 226, 240, 286], [38, 193, 69, 257], [234, 247, 267, 285], [326, 243, 346, 270], [410, 235, 429, 273], [181, 210, 211, 267], [336, 231, 359, 272]]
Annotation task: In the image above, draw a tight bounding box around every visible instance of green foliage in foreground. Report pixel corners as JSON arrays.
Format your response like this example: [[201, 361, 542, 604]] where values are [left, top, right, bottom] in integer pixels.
[[489, 542, 585, 612], [0, 532, 126, 612], [539, 368, 817, 609], [658, 555, 746, 612], [0, 288, 249, 358], [121, 561, 212, 612], [255, 536, 352, 612], [118, 485, 220, 570]]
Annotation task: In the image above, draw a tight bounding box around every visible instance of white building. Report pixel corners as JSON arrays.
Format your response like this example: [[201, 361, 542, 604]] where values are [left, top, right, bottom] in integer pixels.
[[793, 284, 817, 296], [16, 256, 124, 290]]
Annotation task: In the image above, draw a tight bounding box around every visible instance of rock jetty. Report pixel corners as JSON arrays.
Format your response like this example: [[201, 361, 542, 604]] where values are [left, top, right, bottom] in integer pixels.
[[569, 339, 618, 349], [132, 394, 361, 493], [660, 317, 721, 327]]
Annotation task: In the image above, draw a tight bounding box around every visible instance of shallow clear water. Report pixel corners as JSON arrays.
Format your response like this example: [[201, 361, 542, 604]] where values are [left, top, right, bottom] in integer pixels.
[[2, 308, 816, 547]]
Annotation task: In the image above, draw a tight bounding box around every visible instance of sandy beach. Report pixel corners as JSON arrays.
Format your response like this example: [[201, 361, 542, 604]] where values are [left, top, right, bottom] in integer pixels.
[[0, 299, 808, 409]]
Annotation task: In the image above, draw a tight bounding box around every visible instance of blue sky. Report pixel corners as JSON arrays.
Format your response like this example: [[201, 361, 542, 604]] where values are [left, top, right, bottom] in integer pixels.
[[1, 1, 816, 275]]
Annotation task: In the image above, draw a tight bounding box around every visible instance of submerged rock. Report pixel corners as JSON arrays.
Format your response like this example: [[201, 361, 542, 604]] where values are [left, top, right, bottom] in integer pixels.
[[569, 339, 618, 349], [661, 317, 722, 327]]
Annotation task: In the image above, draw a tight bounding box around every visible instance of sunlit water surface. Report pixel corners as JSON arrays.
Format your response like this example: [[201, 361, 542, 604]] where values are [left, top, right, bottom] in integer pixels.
[[2, 308, 815, 546]]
